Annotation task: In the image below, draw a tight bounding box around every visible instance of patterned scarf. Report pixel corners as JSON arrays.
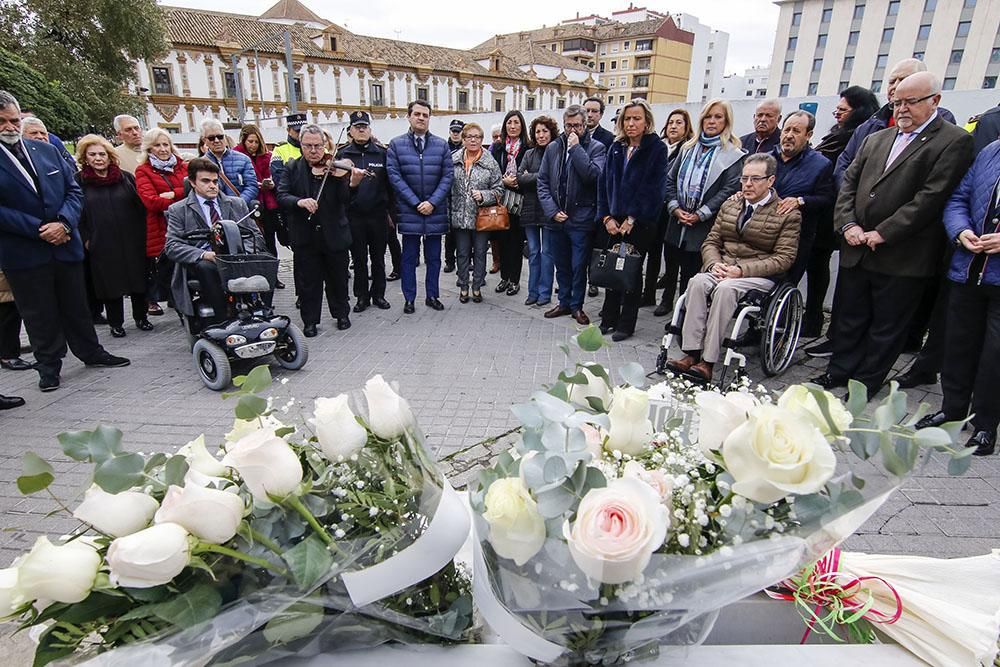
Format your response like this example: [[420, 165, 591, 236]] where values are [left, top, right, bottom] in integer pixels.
[[149, 153, 178, 173], [504, 137, 521, 177], [677, 132, 722, 212]]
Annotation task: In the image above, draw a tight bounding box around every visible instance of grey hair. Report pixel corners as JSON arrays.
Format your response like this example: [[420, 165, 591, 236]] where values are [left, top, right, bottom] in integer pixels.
[[21, 117, 46, 134], [756, 99, 782, 114], [199, 117, 224, 136], [744, 152, 777, 178], [564, 104, 586, 123], [783, 110, 815, 132], [299, 124, 325, 140], [113, 114, 140, 132], [0, 90, 20, 113]]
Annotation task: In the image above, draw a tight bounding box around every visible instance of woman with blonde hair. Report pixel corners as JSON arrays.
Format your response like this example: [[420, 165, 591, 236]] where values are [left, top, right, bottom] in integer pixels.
[[75, 134, 150, 337], [661, 99, 745, 313], [135, 127, 188, 315]]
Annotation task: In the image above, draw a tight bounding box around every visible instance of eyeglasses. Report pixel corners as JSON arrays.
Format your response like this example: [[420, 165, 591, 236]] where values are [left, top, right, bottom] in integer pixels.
[[891, 93, 936, 109], [464, 135, 484, 140], [565, 122, 585, 130], [833, 106, 851, 115], [206, 134, 225, 141], [739, 175, 770, 183], [300, 143, 325, 151]]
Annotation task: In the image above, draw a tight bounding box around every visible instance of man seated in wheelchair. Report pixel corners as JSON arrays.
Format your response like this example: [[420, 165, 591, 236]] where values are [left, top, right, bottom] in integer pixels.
[[667, 153, 800, 382], [164, 157, 267, 325]]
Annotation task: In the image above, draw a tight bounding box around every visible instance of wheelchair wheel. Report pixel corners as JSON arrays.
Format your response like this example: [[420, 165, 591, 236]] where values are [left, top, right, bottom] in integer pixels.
[[274, 323, 309, 371], [193, 339, 232, 391], [759, 284, 803, 377]]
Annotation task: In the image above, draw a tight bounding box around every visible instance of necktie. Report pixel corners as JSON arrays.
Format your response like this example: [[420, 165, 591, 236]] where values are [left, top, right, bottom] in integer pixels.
[[415, 136, 424, 153], [885, 132, 915, 170], [739, 204, 754, 233], [207, 199, 220, 225]]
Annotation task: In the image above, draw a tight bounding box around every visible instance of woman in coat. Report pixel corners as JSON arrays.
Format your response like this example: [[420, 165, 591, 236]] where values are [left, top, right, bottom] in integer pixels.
[[597, 100, 669, 341], [650, 108, 694, 315], [134, 128, 188, 315], [662, 99, 745, 313], [490, 110, 529, 295], [75, 135, 150, 338], [450, 123, 503, 304], [517, 115, 559, 307], [235, 124, 285, 289]]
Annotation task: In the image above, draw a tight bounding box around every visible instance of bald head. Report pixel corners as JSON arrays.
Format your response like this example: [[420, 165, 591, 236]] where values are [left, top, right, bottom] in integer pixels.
[[887, 58, 928, 101], [893, 71, 941, 132]]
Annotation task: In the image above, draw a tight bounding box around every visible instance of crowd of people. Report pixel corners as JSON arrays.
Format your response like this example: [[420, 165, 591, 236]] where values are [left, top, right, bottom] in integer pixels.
[[2, 58, 1000, 457]]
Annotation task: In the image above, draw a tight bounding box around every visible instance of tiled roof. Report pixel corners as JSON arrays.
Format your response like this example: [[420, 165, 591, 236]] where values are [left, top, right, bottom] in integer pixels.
[[476, 16, 694, 50], [259, 0, 325, 23], [471, 41, 593, 73]]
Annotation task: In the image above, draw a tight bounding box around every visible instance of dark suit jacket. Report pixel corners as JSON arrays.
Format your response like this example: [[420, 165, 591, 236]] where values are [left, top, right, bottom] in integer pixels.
[[836, 114, 974, 277], [0, 139, 84, 271], [277, 158, 352, 252], [164, 192, 260, 315]]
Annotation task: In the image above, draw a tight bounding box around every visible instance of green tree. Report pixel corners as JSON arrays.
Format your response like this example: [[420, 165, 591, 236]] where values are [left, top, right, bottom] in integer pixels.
[[0, 48, 87, 136], [0, 0, 167, 135]]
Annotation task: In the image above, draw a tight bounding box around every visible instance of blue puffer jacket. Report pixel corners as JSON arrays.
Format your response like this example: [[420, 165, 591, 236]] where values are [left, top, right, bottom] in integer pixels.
[[943, 140, 1000, 286], [204, 148, 259, 205], [386, 131, 454, 236], [536, 131, 607, 231]]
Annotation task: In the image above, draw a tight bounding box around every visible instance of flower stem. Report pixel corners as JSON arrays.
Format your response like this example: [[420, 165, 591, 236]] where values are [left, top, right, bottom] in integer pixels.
[[284, 495, 343, 556], [195, 543, 288, 577], [247, 527, 284, 556]]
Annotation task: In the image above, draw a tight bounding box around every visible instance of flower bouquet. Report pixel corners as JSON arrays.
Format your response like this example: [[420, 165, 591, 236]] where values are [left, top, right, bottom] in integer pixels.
[[4, 367, 474, 665], [469, 326, 974, 665]]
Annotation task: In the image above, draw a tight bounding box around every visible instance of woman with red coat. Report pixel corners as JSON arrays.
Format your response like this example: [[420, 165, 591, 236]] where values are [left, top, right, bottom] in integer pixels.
[[235, 124, 285, 288], [134, 128, 188, 315]]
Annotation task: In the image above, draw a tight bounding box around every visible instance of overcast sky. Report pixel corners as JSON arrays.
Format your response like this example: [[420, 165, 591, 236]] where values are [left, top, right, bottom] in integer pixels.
[[160, 0, 779, 75]]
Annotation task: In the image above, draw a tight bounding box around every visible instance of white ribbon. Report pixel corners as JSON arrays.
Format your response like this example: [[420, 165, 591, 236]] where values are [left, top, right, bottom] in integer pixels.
[[472, 533, 565, 663], [342, 479, 469, 607]]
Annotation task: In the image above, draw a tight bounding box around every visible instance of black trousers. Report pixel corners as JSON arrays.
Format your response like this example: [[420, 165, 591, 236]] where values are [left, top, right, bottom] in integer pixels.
[[499, 214, 524, 284], [642, 217, 668, 302], [598, 223, 655, 335], [295, 238, 349, 326], [4, 261, 105, 378], [104, 294, 148, 328], [804, 246, 835, 332], [189, 260, 230, 325], [256, 208, 281, 257], [941, 282, 1000, 433], [826, 265, 926, 392], [0, 300, 22, 359], [388, 225, 402, 274], [84, 251, 102, 317], [659, 244, 702, 309], [908, 279, 950, 376], [444, 228, 456, 266], [349, 214, 388, 302]]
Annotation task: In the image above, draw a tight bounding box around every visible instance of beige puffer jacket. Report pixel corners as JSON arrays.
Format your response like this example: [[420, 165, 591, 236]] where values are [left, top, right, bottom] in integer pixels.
[[701, 191, 800, 279]]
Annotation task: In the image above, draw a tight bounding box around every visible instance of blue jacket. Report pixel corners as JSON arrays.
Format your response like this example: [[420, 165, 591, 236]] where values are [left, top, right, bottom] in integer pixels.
[[386, 131, 453, 236], [536, 131, 607, 231], [205, 148, 259, 205], [772, 145, 835, 237], [598, 133, 669, 228], [943, 140, 1000, 286], [0, 139, 84, 271]]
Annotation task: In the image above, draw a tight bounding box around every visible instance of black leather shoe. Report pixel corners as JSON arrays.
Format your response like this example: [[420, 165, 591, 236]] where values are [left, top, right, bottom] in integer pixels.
[[599, 323, 615, 335], [895, 369, 938, 389], [969, 430, 996, 456], [611, 330, 632, 342], [0, 394, 24, 410], [588, 285, 599, 298], [506, 283, 520, 296], [135, 319, 154, 331], [86, 352, 130, 368], [303, 324, 318, 337], [915, 411, 949, 430], [495, 279, 510, 293], [110, 326, 126, 338], [337, 318, 351, 331], [443, 262, 456, 273], [387, 271, 400, 282], [372, 297, 391, 310], [39, 375, 60, 392], [810, 373, 847, 390], [804, 339, 834, 358], [1, 358, 33, 371], [425, 297, 444, 311], [653, 302, 671, 317], [275, 279, 286, 289], [403, 301, 415, 314], [353, 300, 369, 313], [472, 290, 483, 303], [92, 313, 108, 325]]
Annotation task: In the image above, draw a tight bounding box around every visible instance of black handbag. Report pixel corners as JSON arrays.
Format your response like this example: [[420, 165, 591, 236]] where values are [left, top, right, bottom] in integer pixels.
[[589, 240, 643, 293]]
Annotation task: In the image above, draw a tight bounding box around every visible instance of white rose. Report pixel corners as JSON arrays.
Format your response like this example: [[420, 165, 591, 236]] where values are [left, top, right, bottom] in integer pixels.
[[623, 461, 673, 503], [777, 385, 852, 440], [310, 395, 368, 460], [695, 391, 759, 454], [72, 485, 159, 538], [17, 537, 100, 603], [107, 523, 192, 588], [154, 485, 245, 544], [483, 477, 546, 566], [363, 375, 415, 440], [177, 434, 228, 477], [605, 386, 654, 455], [221, 428, 302, 501], [564, 477, 669, 584], [225, 415, 286, 443], [567, 364, 612, 410], [0, 567, 20, 617], [722, 404, 837, 504], [580, 423, 605, 461]]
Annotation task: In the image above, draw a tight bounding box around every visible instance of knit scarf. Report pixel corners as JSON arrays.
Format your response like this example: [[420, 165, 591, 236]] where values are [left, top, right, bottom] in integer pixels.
[[677, 132, 722, 212], [80, 163, 124, 186], [149, 153, 178, 173]]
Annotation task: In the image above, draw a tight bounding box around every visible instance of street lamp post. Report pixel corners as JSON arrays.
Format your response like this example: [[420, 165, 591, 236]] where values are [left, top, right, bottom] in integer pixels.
[[232, 30, 297, 126]]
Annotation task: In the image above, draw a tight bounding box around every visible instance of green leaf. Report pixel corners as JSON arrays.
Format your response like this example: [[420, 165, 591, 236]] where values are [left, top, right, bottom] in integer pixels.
[[32, 624, 79, 667], [56, 425, 123, 463], [948, 453, 973, 476], [164, 455, 190, 488], [146, 583, 222, 628], [914, 427, 953, 449], [234, 394, 269, 421], [144, 452, 168, 472], [56, 592, 132, 625], [558, 370, 589, 385], [846, 380, 868, 417], [17, 452, 54, 495], [240, 365, 273, 395], [275, 426, 296, 438], [574, 326, 606, 353], [262, 601, 325, 644], [806, 386, 843, 437], [879, 433, 908, 477], [93, 453, 145, 493], [851, 474, 865, 490], [904, 402, 933, 428], [583, 363, 610, 382], [618, 362, 646, 388], [283, 535, 334, 590], [122, 585, 171, 603]]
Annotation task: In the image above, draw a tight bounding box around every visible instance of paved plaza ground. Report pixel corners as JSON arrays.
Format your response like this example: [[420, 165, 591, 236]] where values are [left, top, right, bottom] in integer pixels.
[[0, 249, 997, 575]]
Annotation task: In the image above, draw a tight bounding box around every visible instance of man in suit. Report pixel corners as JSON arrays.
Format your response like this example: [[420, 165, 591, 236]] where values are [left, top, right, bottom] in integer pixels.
[[811, 73, 974, 396], [164, 157, 264, 325], [0, 90, 129, 392], [583, 97, 615, 149]]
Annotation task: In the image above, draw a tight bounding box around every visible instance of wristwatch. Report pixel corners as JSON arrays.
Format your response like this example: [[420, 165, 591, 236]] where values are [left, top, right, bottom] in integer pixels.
[[796, 196, 805, 207]]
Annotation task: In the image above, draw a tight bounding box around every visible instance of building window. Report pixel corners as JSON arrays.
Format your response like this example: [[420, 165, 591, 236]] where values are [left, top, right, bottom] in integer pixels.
[[984, 76, 997, 89], [992, 48, 1000, 63], [618, 95, 625, 104], [882, 28, 894, 42], [917, 24, 931, 40], [817, 34, 827, 47], [950, 49, 963, 64], [609, 80, 615, 88], [416, 86, 429, 102], [822, 8, 833, 22], [853, 4, 865, 19], [635, 39, 652, 51], [757, 88, 767, 97], [808, 82, 818, 95], [792, 11, 802, 25], [557, 98, 566, 109], [839, 80, 850, 91], [633, 92, 647, 100], [888, 1, 900, 15], [550, 44, 557, 51], [610, 60, 617, 70], [328, 36, 338, 51], [457, 90, 469, 111], [608, 95, 614, 103], [843, 56, 854, 70], [924, 0, 936, 9], [526, 96, 536, 111], [788, 36, 797, 49], [291, 76, 304, 102], [956, 21, 971, 37], [871, 79, 882, 93], [780, 84, 789, 96], [876, 54, 888, 68], [494, 98, 503, 112], [563, 38, 596, 52], [812, 58, 822, 72], [599, 62, 605, 72], [151, 66, 173, 95], [619, 77, 626, 87], [848, 31, 859, 45], [707, 55, 713, 62], [784, 60, 793, 73], [964, 0, 976, 7], [943, 77, 956, 90], [623, 41, 630, 50], [223, 71, 238, 99], [633, 75, 649, 88], [370, 82, 384, 106], [746, 90, 753, 97], [635, 56, 650, 69], [621, 59, 628, 69]]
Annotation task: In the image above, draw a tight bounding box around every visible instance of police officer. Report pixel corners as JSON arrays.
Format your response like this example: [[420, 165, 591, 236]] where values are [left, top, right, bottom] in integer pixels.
[[443, 118, 465, 274], [337, 111, 392, 311]]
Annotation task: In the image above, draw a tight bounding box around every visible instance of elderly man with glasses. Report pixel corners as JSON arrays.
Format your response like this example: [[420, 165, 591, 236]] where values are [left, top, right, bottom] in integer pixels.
[[200, 119, 258, 207]]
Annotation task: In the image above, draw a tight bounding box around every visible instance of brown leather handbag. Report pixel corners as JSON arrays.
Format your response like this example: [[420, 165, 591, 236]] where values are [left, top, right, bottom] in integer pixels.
[[475, 204, 510, 232]]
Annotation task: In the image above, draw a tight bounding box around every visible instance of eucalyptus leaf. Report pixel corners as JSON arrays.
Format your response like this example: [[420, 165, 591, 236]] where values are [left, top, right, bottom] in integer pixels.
[[940, 419, 969, 442], [888, 385, 907, 423], [575, 326, 606, 352], [274, 426, 296, 438], [143, 452, 168, 472], [93, 453, 145, 493], [948, 454, 973, 476], [238, 365, 273, 395], [914, 427, 952, 449], [618, 362, 646, 389], [851, 474, 865, 490], [163, 455, 190, 488], [535, 484, 577, 518], [845, 380, 868, 417], [879, 433, 908, 477], [904, 402, 933, 428], [234, 394, 268, 421], [583, 466, 607, 492], [547, 382, 570, 402], [511, 403, 544, 429], [520, 454, 546, 490], [584, 396, 608, 412], [540, 421, 569, 452], [847, 431, 869, 460], [559, 370, 589, 385], [17, 452, 54, 495], [533, 392, 575, 423], [565, 426, 587, 453], [873, 404, 895, 431], [543, 456, 568, 484], [57, 425, 123, 464], [583, 363, 611, 382], [520, 428, 544, 452], [283, 535, 334, 590], [806, 386, 843, 437]]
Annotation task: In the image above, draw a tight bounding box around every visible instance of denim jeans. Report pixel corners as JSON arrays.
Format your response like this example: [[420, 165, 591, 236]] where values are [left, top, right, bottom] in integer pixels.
[[546, 227, 592, 311], [401, 234, 441, 302], [453, 228, 489, 290], [524, 226, 553, 303]]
